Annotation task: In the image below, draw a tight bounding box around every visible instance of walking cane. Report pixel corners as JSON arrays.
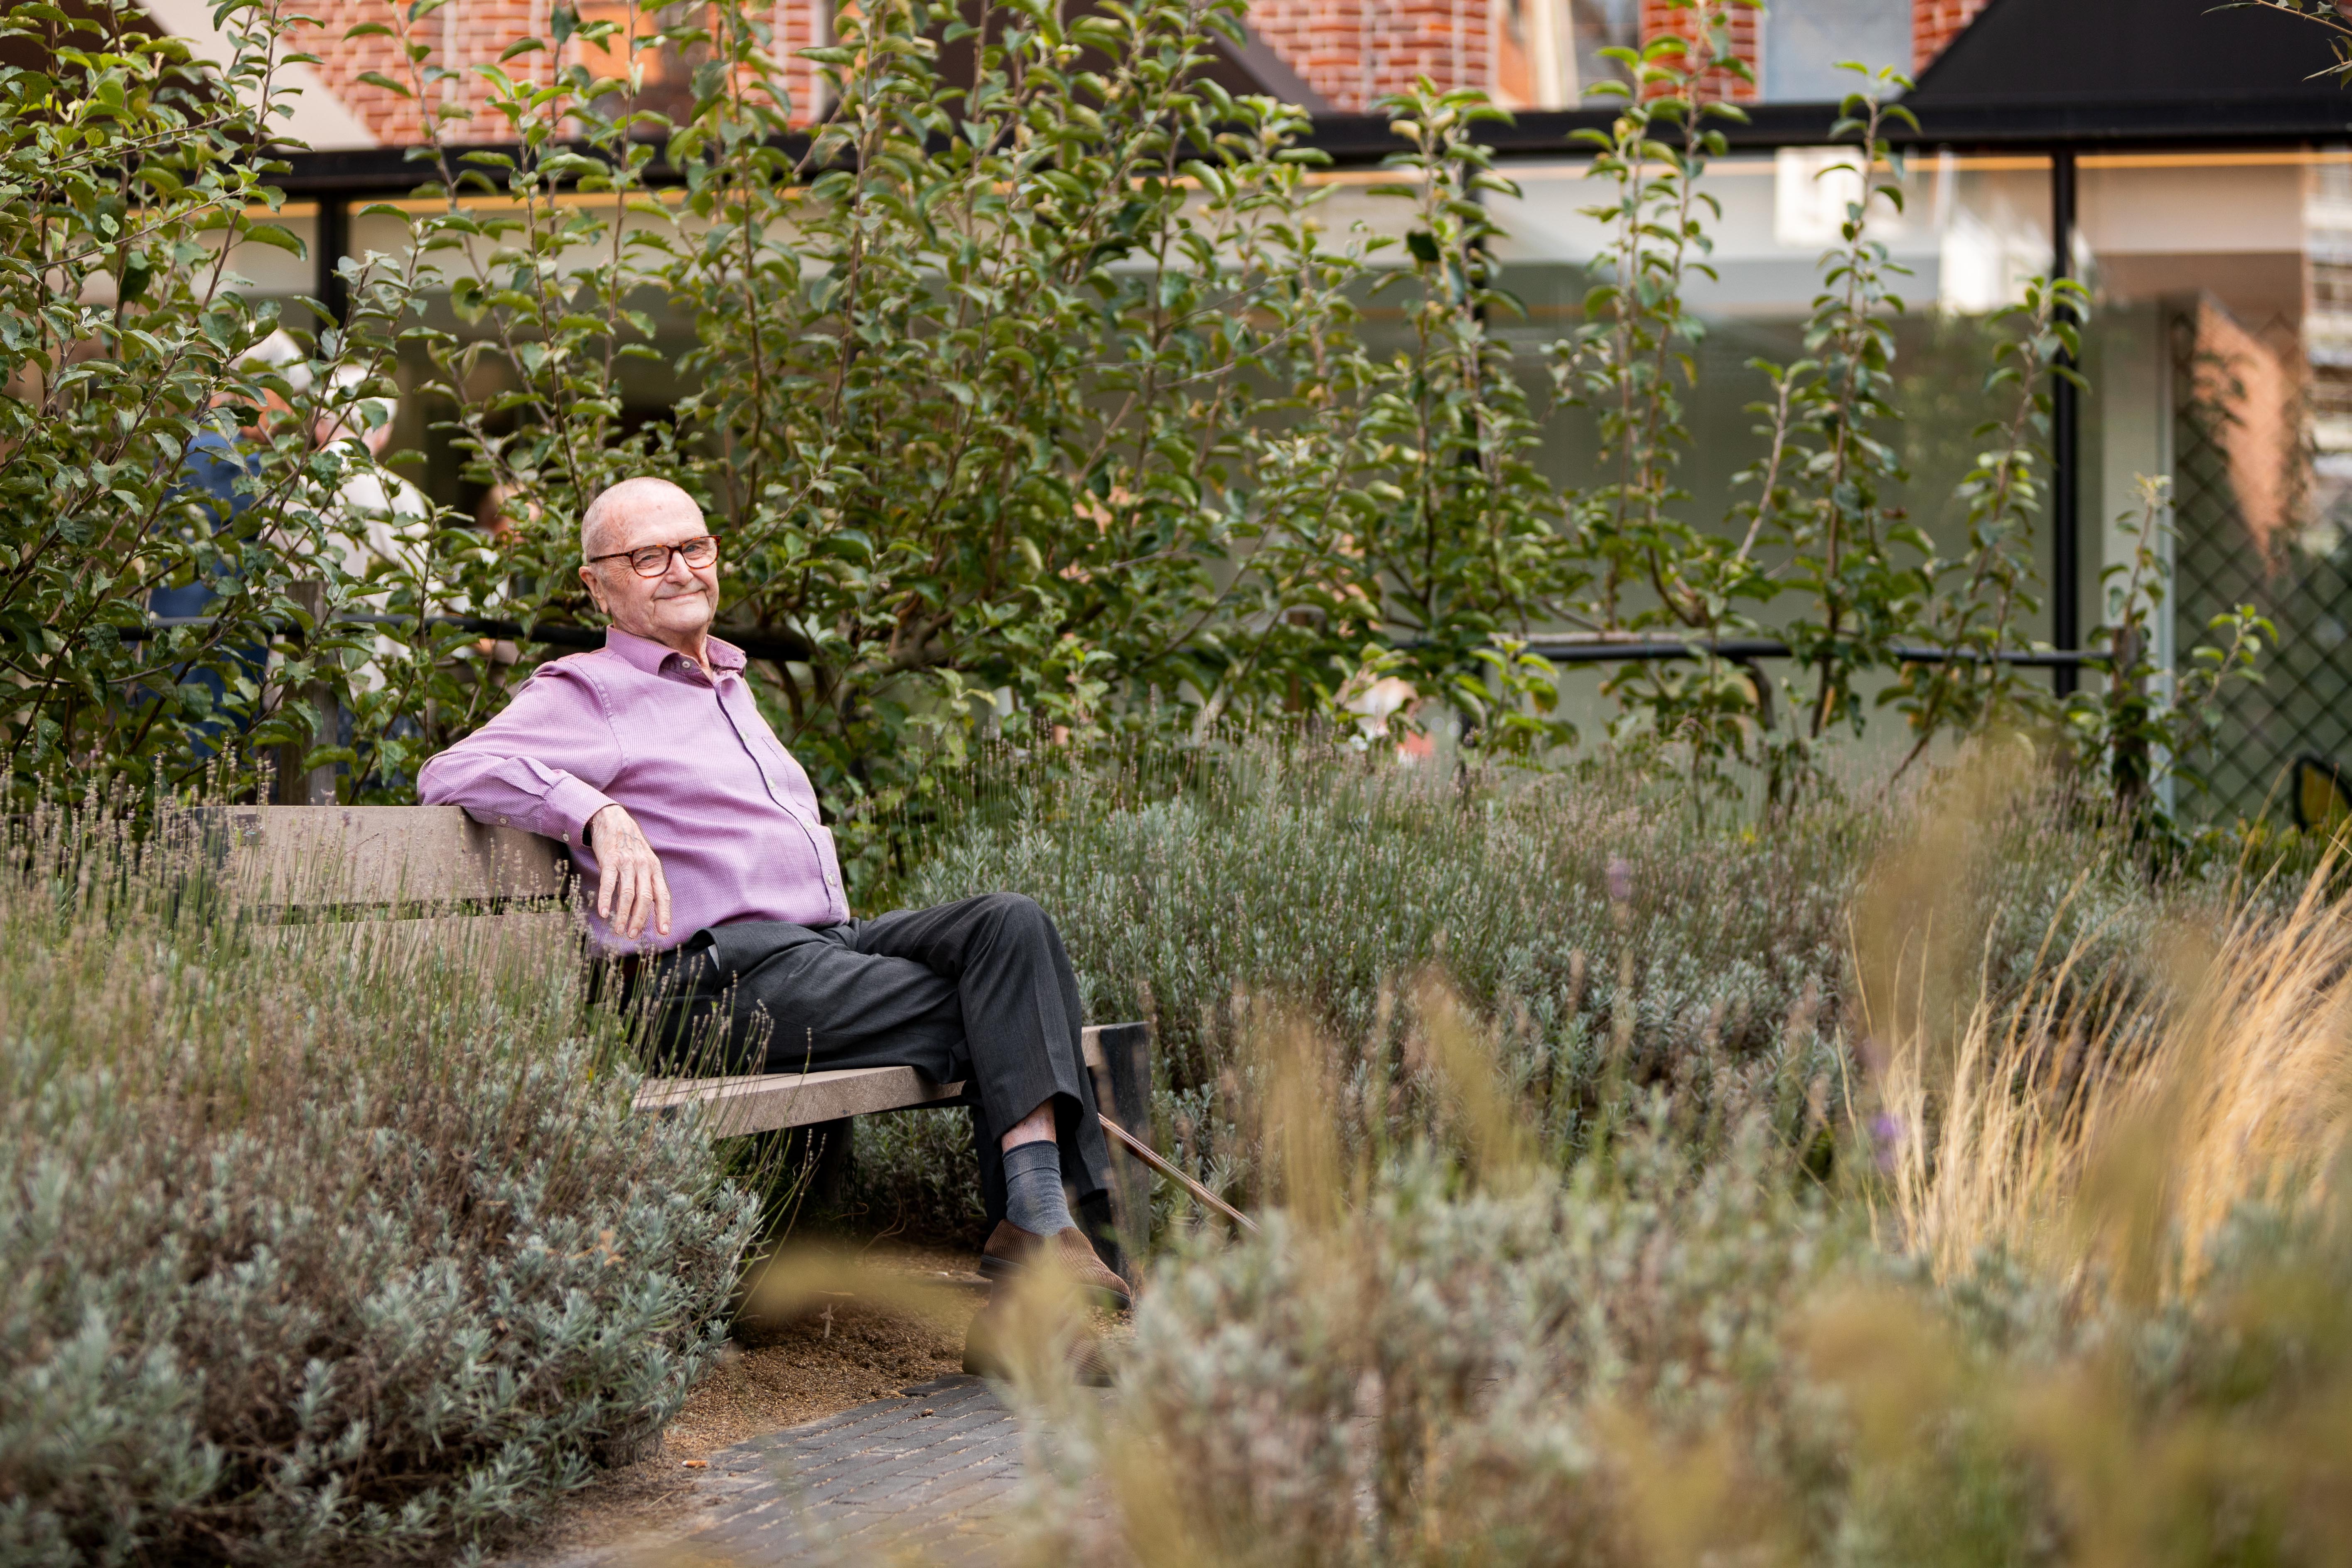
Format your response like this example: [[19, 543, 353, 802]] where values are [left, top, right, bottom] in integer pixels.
[[1097, 1112, 1261, 1237]]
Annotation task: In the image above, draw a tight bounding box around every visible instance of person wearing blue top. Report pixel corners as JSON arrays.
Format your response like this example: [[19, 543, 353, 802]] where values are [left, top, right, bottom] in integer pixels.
[[150, 417, 268, 755]]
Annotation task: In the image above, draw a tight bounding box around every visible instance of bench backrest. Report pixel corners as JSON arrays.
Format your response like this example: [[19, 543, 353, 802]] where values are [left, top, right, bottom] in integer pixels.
[[215, 804, 577, 966], [221, 805, 570, 910]]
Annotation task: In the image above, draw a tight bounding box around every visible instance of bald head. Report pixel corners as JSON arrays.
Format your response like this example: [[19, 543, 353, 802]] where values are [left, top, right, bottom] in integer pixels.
[[581, 477, 702, 560], [577, 474, 721, 667]]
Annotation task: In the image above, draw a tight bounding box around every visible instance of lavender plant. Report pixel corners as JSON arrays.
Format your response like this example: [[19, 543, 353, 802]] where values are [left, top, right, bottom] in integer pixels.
[[995, 790, 2352, 1568], [0, 805, 758, 1564], [860, 739, 2200, 1239]]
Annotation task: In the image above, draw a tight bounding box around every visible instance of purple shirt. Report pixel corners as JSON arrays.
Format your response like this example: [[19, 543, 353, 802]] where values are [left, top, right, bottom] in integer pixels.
[[418, 628, 848, 952]]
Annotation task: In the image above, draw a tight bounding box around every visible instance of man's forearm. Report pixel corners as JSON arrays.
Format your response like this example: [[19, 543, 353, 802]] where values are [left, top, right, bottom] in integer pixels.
[[419, 748, 614, 843]]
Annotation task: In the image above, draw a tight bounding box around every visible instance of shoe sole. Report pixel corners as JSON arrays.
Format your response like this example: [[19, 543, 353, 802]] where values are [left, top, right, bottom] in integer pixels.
[[976, 1252, 1133, 1312]]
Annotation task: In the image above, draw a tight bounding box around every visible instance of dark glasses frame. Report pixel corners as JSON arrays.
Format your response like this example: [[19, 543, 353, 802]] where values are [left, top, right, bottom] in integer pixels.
[[587, 536, 720, 578]]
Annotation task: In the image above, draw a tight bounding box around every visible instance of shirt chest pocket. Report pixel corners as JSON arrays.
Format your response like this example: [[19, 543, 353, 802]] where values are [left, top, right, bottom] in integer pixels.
[[751, 731, 814, 804]]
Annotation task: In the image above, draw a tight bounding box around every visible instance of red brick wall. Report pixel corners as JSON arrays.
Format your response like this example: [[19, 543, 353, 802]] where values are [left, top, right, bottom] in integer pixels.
[[767, 0, 828, 125], [1912, 0, 1990, 74], [293, 0, 830, 143], [295, 0, 1559, 142], [295, 0, 430, 143], [1637, 0, 1760, 102], [1249, 0, 1495, 113], [1249, 0, 1364, 111]]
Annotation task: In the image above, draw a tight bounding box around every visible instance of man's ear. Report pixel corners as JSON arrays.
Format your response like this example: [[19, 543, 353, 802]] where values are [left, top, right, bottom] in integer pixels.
[[579, 563, 607, 615]]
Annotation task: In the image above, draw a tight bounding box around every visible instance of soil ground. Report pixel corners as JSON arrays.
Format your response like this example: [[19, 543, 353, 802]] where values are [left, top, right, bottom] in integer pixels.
[[506, 1238, 991, 1565]]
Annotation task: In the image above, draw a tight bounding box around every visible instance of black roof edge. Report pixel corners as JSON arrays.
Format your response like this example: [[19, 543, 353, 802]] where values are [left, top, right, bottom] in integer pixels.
[[1304, 98, 2352, 162], [270, 95, 2352, 195], [1222, 20, 1332, 115]]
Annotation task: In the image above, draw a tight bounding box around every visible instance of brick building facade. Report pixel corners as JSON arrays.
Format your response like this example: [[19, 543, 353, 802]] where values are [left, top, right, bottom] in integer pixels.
[[1635, 0, 1764, 101], [287, 0, 826, 145], [259, 0, 1987, 145], [1249, 0, 1494, 112], [1910, 0, 1991, 71]]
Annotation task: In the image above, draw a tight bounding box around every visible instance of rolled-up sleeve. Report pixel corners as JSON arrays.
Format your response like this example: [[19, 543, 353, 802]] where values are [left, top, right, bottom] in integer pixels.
[[418, 665, 620, 843]]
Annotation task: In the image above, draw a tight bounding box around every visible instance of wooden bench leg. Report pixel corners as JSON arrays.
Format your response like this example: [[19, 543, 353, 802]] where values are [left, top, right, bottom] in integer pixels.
[[1084, 1022, 1155, 1271], [802, 1117, 857, 1212]]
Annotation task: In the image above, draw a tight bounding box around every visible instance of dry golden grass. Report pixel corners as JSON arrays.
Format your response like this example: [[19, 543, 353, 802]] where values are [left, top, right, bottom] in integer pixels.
[[996, 762, 2352, 1566], [1870, 836, 2352, 1301]]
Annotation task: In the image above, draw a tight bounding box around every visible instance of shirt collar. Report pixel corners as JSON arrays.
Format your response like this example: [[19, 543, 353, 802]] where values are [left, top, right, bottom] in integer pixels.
[[602, 627, 748, 678]]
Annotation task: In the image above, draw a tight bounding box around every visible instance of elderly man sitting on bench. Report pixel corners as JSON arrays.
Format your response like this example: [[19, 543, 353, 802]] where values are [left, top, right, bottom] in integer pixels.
[[418, 476, 1127, 1311]]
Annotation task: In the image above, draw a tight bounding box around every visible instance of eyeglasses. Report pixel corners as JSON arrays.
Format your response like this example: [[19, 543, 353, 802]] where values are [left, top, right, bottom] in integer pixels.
[[587, 536, 720, 578]]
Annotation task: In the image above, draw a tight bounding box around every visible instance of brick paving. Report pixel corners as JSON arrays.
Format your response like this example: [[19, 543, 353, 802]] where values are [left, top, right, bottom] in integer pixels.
[[547, 1375, 1048, 1568]]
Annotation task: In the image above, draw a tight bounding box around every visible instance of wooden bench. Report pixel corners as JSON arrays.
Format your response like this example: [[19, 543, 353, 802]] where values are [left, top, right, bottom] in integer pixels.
[[221, 803, 1155, 1199]]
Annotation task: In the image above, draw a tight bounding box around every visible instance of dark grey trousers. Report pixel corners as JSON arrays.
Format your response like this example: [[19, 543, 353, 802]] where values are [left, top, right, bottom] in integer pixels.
[[648, 892, 1113, 1218]]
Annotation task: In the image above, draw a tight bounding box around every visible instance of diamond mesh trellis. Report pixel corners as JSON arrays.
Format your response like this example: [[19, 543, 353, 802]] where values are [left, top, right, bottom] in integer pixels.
[[2171, 302, 2352, 824]]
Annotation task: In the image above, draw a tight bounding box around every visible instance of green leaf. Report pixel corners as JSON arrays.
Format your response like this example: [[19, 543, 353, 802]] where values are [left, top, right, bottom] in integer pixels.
[[240, 222, 306, 257]]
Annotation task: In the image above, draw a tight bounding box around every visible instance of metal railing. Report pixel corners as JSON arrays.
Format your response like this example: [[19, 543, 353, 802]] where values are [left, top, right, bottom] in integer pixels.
[[128, 610, 814, 665], [1516, 637, 2093, 669]]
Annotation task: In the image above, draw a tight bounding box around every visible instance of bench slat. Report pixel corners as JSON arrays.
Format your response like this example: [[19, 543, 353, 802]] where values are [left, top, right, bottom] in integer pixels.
[[634, 1064, 969, 1136], [254, 910, 579, 960], [636, 1024, 1154, 1137], [221, 805, 569, 906]]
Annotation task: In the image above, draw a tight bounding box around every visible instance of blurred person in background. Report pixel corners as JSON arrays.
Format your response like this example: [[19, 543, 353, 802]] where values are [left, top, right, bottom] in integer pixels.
[[310, 359, 431, 693], [148, 329, 303, 753]]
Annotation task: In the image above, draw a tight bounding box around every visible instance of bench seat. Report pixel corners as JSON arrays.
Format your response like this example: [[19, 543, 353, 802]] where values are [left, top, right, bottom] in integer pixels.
[[632, 1022, 1147, 1138], [221, 806, 1153, 1146]]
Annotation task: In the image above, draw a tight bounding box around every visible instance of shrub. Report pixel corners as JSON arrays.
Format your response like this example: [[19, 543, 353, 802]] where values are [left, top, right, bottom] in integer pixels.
[[1013, 1075, 1857, 1567], [0, 0, 433, 801], [1002, 843, 2352, 1566], [7, 0, 2240, 850], [858, 740, 2210, 1240], [0, 807, 759, 1565]]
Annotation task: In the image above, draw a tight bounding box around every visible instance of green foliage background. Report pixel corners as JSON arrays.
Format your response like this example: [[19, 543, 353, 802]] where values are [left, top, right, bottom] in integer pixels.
[[0, 0, 2261, 876]]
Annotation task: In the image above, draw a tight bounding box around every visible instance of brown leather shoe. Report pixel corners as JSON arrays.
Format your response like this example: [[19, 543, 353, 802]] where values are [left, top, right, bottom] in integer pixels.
[[977, 1220, 1133, 1311], [961, 1294, 1117, 1387]]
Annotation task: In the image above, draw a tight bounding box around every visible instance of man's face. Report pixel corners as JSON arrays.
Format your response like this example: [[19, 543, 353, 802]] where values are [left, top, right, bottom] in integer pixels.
[[578, 494, 720, 646]]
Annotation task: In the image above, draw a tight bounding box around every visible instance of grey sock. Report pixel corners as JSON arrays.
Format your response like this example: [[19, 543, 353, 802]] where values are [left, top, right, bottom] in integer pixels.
[[1002, 1138, 1074, 1236]]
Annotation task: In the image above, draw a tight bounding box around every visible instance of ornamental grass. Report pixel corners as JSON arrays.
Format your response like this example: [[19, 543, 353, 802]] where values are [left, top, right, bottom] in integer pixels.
[[984, 755, 2352, 1567]]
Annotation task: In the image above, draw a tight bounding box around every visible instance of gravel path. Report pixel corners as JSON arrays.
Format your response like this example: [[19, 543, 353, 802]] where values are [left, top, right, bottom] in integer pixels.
[[542, 1374, 1047, 1567]]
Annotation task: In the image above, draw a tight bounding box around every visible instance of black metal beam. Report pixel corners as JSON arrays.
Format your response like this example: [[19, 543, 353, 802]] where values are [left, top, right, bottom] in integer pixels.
[[2049, 147, 2081, 699], [1293, 97, 2352, 165], [126, 616, 2088, 668], [266, 91, 2352, 198], [128, 612, 815, 665], [274, 143, 595, 196], [313, 194, 349, 328], [1499, 638, 2097, 668]]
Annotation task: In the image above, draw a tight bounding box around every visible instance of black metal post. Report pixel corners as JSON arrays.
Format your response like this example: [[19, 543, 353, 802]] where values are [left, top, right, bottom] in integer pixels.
[[314, 195, 350, 334], [2049, 147, 2081, 698]]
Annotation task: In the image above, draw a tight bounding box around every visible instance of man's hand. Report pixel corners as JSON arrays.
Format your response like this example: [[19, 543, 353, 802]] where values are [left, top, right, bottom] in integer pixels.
[[587, 803, 672, 941]]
